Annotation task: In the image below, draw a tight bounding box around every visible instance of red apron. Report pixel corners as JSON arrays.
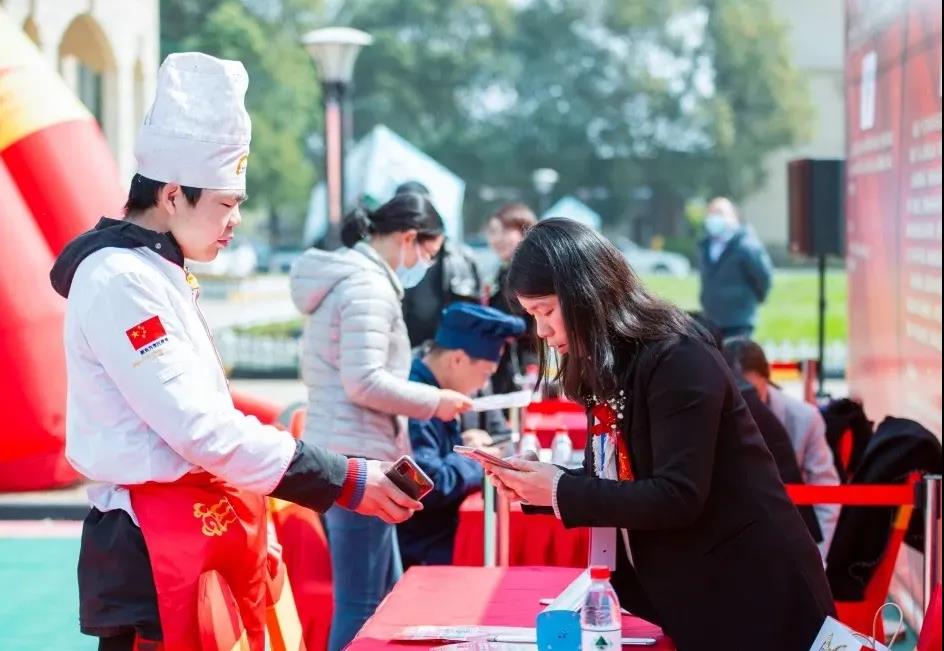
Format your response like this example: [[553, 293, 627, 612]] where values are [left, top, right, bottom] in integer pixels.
[[129, 471, 268, 651]]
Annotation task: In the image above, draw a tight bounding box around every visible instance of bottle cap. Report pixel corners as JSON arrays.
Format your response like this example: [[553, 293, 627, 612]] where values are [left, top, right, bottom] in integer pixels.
[[589, 565, 610, 580]]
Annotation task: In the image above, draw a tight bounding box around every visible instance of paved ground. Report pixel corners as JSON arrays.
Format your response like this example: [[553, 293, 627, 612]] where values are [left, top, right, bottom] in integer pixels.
[[0, 520, 918, 650], [0, 522, 95, 650]]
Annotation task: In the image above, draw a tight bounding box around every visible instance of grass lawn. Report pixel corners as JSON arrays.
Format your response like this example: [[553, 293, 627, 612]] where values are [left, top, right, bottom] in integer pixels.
[[642, 269, 847, 344], [239, 270, 848, 346]]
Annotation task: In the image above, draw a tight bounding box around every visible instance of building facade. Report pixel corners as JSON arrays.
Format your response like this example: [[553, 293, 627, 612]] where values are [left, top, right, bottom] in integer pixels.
[[740, 0, 846, 249], [1, 0, 160, 184]]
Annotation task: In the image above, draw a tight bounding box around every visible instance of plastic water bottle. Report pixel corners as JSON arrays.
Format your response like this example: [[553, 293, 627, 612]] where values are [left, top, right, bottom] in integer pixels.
[[550, 429, 573, 465], [581, 566, 622, 651], [519, 429, 541, 459]]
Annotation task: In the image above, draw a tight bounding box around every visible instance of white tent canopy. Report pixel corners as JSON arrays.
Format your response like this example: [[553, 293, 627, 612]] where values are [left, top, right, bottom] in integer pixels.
[[540, 195, 602, 230], [304, 125, 465, 245]]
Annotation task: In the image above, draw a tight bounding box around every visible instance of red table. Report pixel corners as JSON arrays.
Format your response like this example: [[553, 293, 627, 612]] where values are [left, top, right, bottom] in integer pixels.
[[349, 566, 673, 650], [453, 494, 589, 567]]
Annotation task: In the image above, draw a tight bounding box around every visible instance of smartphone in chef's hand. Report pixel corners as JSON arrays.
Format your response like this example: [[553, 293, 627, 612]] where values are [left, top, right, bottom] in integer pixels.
[[385, 456, 435, 500]]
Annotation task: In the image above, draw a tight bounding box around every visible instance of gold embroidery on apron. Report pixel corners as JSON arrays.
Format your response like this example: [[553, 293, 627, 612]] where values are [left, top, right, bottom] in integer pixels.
[[193, 498, 238, 536]]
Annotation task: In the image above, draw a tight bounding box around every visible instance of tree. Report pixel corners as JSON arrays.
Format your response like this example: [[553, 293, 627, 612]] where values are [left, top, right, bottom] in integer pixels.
[[700, 0, 814, 199], [338, 0, 517, 223], [494, 0, 812, 236], [160, 0, 812, 241], [160, 0, 324, 242]]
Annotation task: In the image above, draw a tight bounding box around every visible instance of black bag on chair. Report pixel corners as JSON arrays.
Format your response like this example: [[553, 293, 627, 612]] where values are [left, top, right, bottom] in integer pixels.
[[825, 417, 942, 600], [821, 398, 874, 482]]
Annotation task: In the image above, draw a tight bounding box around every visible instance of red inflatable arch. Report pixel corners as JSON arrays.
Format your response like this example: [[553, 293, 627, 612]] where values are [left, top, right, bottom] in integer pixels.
[[0, 12, 124, 489]]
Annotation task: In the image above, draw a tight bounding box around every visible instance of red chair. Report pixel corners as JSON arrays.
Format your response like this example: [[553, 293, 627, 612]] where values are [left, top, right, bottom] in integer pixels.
[[833, 474, 920, 642], [265, 546, 307, 651], [916, 583, 941, 651], [271, 504, 333, 651], [271, 407, 334, 651]]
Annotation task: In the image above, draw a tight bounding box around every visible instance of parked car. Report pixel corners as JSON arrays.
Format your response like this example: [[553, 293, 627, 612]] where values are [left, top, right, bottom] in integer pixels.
[[615, 237, 691, 277]]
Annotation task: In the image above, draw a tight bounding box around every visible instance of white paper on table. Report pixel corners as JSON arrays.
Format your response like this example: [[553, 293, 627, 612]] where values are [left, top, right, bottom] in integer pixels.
[[431, 642, 536, 651], [469, 391, 533, 412], [397, 625, 657, 647], [394, 626, 535, 642]]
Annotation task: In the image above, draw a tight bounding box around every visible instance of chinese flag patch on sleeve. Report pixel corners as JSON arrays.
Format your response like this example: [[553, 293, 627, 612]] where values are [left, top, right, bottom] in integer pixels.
[[126, 315, 168, 351]]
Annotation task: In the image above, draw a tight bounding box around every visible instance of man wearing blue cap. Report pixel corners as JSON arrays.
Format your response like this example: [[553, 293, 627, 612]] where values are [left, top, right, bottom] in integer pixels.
[[397, 303, 526, 568]]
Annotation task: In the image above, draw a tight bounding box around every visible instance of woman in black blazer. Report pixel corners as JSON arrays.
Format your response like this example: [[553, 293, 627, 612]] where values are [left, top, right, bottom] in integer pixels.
[[487, 219, 834, 651]]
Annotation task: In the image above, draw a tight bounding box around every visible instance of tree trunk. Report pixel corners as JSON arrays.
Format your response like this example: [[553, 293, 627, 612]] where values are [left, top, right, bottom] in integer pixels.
[[649, 183, 685, 238], [268, 207, 281, 249]]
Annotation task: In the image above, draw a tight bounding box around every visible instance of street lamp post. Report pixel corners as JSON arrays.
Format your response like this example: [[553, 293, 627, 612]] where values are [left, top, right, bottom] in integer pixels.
[[532, 167, 559, 217], [302, 27, 373, 249]]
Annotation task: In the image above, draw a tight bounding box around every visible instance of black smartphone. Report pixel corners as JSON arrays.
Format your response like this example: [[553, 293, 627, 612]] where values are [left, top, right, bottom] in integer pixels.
[[385, 455, 434, 500]]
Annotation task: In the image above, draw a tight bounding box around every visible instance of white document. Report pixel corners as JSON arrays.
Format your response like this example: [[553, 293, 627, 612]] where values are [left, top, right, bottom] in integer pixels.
[[431, 642, 535, 651], [395, 626, 534, 642], [469, 390, 533, 412], [400, 626, 655, 647]]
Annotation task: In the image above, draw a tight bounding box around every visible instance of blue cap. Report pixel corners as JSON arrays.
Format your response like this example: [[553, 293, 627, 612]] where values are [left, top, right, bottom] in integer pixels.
[[434, 303, 526, 362]]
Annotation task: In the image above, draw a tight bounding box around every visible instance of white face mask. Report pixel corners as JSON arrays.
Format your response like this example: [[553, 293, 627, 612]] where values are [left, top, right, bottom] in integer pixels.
[[395, 241, 432, 288], [704, 213, 731, 238]]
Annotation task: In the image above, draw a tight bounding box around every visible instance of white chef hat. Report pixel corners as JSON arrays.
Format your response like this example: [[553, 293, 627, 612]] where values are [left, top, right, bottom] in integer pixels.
[[134, 52, 252, 191]]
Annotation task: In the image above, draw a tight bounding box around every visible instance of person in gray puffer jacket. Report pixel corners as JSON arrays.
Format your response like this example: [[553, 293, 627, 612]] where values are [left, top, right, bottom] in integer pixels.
[[698, 197, 774, 339], [290, 193, 472, 651]]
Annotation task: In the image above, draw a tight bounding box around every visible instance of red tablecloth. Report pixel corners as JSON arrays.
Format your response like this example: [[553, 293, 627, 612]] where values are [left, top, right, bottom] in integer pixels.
[[453, 494, 589, 567], [350, 566, 674, 650]]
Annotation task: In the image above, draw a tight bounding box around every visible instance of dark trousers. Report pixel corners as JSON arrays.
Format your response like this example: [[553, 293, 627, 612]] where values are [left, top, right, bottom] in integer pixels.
[[98, 633, 134, 651], [98, 632, 162, 650]]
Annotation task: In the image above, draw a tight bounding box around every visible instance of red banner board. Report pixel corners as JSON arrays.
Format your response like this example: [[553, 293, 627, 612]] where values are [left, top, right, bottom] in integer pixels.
[[846, 0, 942, 439]]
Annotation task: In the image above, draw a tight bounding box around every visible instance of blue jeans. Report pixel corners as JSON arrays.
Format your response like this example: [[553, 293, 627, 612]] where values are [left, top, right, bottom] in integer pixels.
[[325, 506, 403, 651]]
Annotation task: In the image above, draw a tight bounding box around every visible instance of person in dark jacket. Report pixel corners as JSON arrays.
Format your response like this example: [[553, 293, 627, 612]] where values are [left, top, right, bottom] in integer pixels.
[[398, 303, 526, 568], [690, 312, 824, 544], [726, 338, 840, 555], [398, 181, 481, 347], [698, 197, 773, 338], [486, 202, 540, 394], [486, 219, 833, 651]]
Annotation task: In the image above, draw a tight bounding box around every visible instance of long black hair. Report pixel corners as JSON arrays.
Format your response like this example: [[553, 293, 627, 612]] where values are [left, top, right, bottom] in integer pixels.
[[340, 192, 444, 248], [507, 218, 696, 401]]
